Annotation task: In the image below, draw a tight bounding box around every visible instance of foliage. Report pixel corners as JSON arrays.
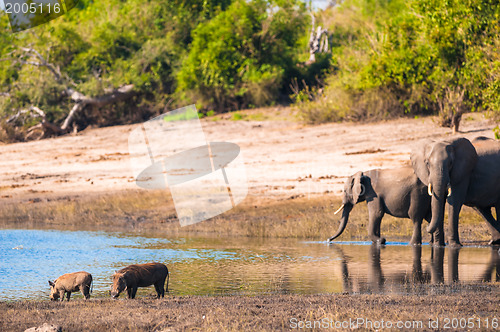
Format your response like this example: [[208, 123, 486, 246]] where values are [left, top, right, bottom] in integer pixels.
[[2, 0, 499, 131], [0, 0, 249, 130], [176, 0, 309, 112], [299, 0, 500, 127], [0, 0, 327, 134]]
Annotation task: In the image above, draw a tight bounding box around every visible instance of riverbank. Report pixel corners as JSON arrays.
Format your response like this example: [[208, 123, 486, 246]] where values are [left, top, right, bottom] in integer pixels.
[[0, 109, 497, 242], [0, 190, 493, 243], [2, 288, 499, 331], [0, 109, 496, 203]]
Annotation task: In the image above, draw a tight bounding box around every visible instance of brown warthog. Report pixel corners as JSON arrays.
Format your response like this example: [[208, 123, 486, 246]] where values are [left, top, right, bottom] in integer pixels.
[[48, 271, 93, 301], [111, 262, 169, 299]]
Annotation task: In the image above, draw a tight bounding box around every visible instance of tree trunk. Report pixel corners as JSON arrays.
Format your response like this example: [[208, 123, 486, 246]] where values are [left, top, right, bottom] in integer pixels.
[[61, 84, 135, 131], [307, 12, 329, 64]]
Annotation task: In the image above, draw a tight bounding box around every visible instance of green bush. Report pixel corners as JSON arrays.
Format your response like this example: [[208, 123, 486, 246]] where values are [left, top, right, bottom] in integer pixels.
[[0, 0, 236, 131], [176, 0, 308, 112], [299, 0, 500, 125]]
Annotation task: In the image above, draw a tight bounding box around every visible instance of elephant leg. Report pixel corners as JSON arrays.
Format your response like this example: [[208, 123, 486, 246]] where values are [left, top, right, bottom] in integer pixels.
[[448, 195, 466, 247], [473, 207, 500, 245], [496, 203, 500, 245], [432, 220, 445, 247], [423, 214, 434, 244], [410, 218, 423, 245], [448, 247, 460, 283], [367, 202, 385, 244]]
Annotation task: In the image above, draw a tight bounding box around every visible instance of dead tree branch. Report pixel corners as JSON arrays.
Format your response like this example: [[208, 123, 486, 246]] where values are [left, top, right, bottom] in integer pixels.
[[6, 47, 136, 136], [61, 84, 135, 131], [7, 106, 46, 124], [307, 12, 329, 64], [437, 86, 466, 134], [19, 47, 63, 82]]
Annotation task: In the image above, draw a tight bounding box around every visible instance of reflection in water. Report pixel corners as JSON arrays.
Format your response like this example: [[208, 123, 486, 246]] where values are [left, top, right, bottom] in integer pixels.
[[479, 247, 500, 282], [0, 229, 499, 300], [330, 244, 500, 295]]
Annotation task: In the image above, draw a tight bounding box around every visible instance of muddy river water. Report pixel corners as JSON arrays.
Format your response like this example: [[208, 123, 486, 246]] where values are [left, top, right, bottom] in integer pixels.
[[1, 228, 499, 301]]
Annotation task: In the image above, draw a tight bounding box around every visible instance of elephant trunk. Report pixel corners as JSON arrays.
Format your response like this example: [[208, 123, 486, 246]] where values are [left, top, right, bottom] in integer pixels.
[[328, 204, 353, 242], [426, 182, 447, 234]]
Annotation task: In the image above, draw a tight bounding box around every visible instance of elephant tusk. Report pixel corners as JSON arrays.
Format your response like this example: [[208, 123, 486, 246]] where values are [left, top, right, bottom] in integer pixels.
[[334, 204, 344, 215], [428, 183, 433, 196], [447, 185, 452, 197]]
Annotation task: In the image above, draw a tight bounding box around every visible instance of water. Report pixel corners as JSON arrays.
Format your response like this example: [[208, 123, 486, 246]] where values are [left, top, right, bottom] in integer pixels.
[[1, 229, 499, 301]]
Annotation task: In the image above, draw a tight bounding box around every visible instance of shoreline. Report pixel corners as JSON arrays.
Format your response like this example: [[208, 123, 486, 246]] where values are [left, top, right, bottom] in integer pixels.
[[0, 191, 494, 243]]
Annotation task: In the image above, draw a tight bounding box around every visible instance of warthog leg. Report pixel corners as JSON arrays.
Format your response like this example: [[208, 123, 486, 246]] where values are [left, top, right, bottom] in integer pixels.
[[154, 283, 163, 298], [130, 287, 137, 299]]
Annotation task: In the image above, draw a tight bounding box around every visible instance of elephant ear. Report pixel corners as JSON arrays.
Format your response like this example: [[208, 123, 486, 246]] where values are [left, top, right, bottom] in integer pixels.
[[449, 138, 478, 185], [352, 171, 365, 203], [410, 139, 434, 186]]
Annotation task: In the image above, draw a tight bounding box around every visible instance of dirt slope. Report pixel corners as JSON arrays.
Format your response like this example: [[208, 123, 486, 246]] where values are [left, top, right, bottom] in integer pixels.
[[0, 110, 496, 205]]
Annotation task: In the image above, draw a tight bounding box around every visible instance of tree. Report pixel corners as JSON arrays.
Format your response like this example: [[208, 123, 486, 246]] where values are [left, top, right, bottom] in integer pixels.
[[176, 0, 308, 112]]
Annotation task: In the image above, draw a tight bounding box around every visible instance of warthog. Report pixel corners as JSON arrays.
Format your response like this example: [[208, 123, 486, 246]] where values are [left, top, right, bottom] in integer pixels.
[[48, 271, 93, 301], [111, 262, 169, 299]]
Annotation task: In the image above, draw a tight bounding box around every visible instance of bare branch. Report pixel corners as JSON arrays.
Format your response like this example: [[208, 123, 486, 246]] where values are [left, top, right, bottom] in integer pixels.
[[7, 106, 46, 124], [307, 11, 329, 64], [19, 47, 62, 81], [6, 46, 135, 137], [61, 84, 135, 131], [61, 103, 85, 131]]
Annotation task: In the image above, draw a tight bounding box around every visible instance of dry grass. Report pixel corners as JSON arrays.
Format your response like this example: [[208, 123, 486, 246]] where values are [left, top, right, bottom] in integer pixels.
[[0, 190, 493, 243], [2, 288, 499, 331]]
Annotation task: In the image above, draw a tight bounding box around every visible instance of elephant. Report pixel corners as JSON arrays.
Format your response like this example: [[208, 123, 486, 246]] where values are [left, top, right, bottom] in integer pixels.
[[465, 137, 500, 245], [411, 136, 500, 247], [328, 166, 432, 245]]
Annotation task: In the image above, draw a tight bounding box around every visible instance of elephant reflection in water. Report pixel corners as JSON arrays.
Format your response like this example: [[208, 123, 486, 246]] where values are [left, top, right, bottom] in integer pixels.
[[329, 245, 389, 294], [329, 245, 500, 294], [479, 248, 500, 282]]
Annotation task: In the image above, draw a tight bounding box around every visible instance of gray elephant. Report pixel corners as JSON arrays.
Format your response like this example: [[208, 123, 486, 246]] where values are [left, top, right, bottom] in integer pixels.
[[411, 136, 500, 247], [328, 166, 432, 245], [466, 137, 500, 244]]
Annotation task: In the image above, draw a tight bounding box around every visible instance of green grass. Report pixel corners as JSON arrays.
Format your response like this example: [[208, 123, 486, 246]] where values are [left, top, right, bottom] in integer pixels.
[[231, 112, 243, 121]]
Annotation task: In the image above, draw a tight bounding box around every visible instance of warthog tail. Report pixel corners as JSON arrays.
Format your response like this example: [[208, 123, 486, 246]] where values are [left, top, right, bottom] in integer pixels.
[[165, 272, 170, 293]]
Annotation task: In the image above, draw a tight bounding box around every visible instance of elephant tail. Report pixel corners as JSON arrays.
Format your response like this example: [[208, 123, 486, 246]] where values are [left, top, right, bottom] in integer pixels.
[[327, 204, 352, 242]]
